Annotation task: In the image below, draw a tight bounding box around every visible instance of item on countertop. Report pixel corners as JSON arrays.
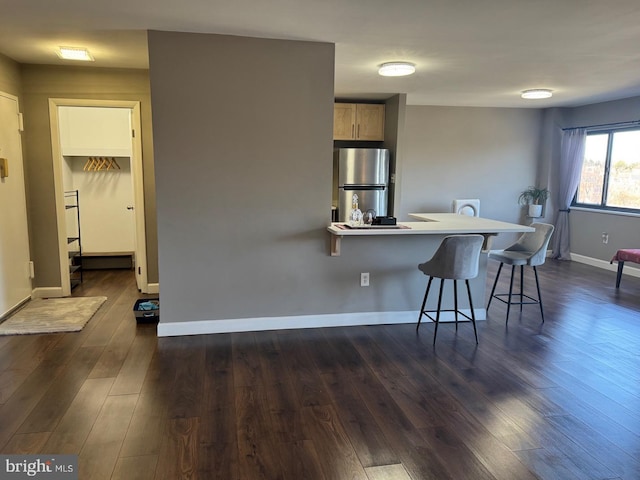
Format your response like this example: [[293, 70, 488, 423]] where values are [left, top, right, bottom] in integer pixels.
[[372, 216, 397, 226], [349, 193, 363, 227]]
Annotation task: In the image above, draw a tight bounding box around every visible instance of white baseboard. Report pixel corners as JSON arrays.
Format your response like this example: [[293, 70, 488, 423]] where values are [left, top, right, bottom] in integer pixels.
[[1, 295, 31, 321], [145, 283, 159, 294], [157, 308, 487, 337], [571, 253, 640, 279], [32, 287, 65, 298]]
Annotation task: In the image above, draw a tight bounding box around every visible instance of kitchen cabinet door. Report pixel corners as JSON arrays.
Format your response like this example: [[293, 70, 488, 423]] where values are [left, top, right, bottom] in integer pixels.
[[333, 103, 357, 140], [333, 103, 385, 141], [355, 104, 385, 141]]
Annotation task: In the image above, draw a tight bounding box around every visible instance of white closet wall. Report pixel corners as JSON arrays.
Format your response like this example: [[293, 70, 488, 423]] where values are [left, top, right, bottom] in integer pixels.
[[65, 157, 135, 253]]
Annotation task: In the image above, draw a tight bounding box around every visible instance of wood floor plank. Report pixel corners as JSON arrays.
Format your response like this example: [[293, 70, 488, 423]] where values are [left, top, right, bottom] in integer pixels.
[[81, 272, 138, 348], [545, 414, 640, 479], [109, 330, 157, 395], [119, 393, 168, 458], [379, 324, 540, 452], [0, 335, 63, 403], [17, 346, 103, 434], [231, 332, 264, 388], [276, 330, 332, 408], [154, 417, 199, 480], [43, 377, 114, 454], [111, 455, 158, 480], [539, 385, 640, 457], [87, 315, 136, 379], [277, 439, 327, 480], [512, 448, 583, 480], [197, 436, 239, 479], [320, 370, 399, 469], [164, 335, 205, 420], [301, 403, 368, 480], [1, 432, 50, 454], [78, 393, 138, 480], [365, 463, 412, 480], [235, 385, 284, 480], [0, 347, 83, 450]]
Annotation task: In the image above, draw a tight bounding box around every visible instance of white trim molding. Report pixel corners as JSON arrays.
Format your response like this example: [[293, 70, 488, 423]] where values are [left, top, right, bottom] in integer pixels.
[[32, 287, 65, 298], [145, 283, 159, 294], [0, 296, 31, 321], [157, 309, 487, 337], [571, 253, 640, 279]]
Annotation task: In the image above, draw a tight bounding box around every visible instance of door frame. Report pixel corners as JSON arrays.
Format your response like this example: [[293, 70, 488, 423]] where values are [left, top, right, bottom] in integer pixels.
[[48, 98, 148, 295]]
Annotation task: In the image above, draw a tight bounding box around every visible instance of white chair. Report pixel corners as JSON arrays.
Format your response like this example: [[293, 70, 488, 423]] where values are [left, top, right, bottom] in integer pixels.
[[486, 223, 555, 323], [417, 234, 484, 344], [452, 199, 480, 217]]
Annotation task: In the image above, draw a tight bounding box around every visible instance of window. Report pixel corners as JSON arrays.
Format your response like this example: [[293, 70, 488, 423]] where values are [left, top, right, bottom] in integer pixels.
[[574, 128, 640, 212]]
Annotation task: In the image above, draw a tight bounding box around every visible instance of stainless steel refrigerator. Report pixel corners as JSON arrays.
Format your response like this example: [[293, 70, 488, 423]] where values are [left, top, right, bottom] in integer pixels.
[[335, 148, 389, 222]]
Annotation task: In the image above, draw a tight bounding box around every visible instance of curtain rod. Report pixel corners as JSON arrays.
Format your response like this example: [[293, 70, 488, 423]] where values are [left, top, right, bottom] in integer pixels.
[[562, 119, 640, 131]]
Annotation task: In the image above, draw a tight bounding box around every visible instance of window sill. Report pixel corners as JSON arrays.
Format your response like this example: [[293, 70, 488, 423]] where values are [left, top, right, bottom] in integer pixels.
[[571, 206, 640, 218]]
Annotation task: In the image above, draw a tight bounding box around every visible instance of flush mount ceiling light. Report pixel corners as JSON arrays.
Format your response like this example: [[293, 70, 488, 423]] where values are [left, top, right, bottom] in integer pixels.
[[521, 89, 553, 99], [378, 62, 416, 77], [57, 47, 94, 61]]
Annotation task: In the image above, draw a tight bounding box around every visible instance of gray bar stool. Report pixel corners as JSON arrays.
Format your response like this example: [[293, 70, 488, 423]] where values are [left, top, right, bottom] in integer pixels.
[[417, 234, 484, 344], [486, 223, 554, 323]]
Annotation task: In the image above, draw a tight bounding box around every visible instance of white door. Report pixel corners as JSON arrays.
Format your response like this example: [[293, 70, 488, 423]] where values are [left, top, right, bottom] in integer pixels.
[[0, 92, 31, 317]]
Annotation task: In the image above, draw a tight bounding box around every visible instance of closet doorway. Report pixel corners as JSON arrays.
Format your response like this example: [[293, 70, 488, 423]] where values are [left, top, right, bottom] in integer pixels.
[[49, 99, 148, 295]]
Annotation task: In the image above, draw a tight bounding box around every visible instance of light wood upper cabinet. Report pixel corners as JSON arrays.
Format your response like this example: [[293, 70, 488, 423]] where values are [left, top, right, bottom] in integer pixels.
[[333, 103, 385, 141]]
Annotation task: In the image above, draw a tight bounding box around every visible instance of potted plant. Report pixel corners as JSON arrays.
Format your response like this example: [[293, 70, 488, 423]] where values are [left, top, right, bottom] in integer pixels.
[[518, 186, 549, 217]]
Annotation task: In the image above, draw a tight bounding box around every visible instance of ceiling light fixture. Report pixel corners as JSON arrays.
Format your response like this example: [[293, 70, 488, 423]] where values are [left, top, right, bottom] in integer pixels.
[[57, 47, 94, 61], [378, 62, 416, 77], [521, 89, 553, 99]]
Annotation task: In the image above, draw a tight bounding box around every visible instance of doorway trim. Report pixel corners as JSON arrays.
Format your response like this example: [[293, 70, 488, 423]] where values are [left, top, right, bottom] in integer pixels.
[[49, 98, 149, 295]]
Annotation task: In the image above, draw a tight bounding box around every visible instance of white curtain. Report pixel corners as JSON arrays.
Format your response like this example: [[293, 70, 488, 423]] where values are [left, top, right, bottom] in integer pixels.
[[551, 128, 587, 260]]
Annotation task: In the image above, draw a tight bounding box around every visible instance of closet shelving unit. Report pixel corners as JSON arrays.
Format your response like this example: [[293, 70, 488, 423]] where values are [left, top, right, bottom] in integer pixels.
[[65, 190, 83, 289]]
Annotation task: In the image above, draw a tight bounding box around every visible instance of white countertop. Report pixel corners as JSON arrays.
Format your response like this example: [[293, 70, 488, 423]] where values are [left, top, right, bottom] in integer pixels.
[[328, 213, 533, 236]]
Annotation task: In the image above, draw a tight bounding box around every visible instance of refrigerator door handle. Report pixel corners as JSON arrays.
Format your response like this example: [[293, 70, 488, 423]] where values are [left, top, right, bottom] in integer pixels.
[[340, 185, 386, 190]]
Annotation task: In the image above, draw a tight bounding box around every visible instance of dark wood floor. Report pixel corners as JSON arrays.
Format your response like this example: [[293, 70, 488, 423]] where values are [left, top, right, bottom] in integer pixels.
[[1, 260, 639, 479]]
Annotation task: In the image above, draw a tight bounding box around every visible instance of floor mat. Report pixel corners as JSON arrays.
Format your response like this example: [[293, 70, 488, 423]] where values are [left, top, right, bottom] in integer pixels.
[[0, 296, 107, 335]]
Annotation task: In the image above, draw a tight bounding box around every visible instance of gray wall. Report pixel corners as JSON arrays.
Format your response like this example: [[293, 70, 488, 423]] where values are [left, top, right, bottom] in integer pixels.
[[559, 96, 640, 261], [20, 65, 158, 287], [398, 105, 543, 248], [149, 31, 336, 324], [383, 94, 407, 217], [149, 31, 467, 326], [0, 54, 21, 98]]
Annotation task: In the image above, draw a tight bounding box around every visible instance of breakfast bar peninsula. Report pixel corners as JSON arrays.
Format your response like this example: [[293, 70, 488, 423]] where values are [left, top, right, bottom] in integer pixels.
[[328, 213, 533, 256], [327, 213, 533, 322]]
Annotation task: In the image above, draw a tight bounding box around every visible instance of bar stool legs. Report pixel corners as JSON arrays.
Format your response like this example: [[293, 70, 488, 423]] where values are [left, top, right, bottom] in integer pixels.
[[533, 266, 545, 321], [485, 223, 554, 325], [417, 278, 478, 345], [486, 262, 546, 324], [416, 234, 484, 345]]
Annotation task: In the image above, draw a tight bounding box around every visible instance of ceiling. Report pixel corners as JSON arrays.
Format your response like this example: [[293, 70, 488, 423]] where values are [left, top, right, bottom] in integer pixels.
[[2, 0, 640, 108]]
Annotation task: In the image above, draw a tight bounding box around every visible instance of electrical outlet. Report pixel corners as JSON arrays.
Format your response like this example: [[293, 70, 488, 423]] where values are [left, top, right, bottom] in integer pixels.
[[360, 272, 370, 287], [602, 232, 609, 244]]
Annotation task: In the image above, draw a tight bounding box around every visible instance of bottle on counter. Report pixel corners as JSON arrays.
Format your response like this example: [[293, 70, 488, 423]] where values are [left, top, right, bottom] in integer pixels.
[[349, 193, 363, 226]]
